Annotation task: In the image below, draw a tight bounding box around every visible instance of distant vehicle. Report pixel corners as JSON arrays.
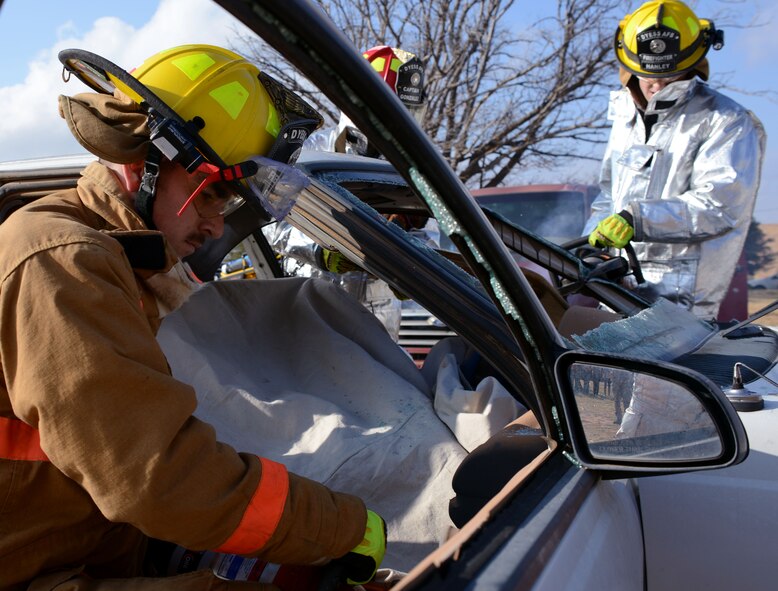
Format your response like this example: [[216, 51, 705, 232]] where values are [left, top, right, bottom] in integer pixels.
[[472, 183, 600, 245], [749, 272, 778, 290]]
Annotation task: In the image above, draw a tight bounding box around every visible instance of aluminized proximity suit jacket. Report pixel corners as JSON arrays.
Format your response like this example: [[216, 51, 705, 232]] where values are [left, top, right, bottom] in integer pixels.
[[0, 163, 365, 590], [583, 78, 765, 319]]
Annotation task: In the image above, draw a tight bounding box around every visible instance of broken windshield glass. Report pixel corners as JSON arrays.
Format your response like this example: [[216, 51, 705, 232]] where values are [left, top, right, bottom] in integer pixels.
[[570, 298, 715, 362]]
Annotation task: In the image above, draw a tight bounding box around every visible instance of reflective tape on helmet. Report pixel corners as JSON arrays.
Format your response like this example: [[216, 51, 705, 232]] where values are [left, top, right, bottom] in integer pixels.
[[0, 416, 49, 461], [369, 57, 386, 72], [366, 55, 402, 75], [266, 104, 281, 138], [214, 456, 290, 555], [209, 81, 250, 121], [172, 53, 216, 81]]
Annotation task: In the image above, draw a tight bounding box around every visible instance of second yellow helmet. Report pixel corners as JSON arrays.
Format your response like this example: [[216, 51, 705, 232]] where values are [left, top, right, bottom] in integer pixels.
[[614, 0, 723, 78]]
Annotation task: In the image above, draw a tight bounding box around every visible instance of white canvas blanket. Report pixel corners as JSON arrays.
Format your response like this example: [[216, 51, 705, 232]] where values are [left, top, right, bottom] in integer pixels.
[[157, 278, 523, 570]]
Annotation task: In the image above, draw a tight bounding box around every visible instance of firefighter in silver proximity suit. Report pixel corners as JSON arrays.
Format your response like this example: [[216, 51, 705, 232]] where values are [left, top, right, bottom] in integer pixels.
[[583, 0, 766, 321]]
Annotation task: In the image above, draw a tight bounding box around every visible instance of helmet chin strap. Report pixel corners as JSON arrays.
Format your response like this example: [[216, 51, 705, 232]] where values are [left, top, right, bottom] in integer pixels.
[[134, 145, 162, 230]]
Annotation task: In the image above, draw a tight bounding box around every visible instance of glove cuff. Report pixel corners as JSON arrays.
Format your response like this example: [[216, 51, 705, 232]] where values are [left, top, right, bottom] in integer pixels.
[[617, 209, 634, 227], [314, 245, 327, 271], [344, 509, 387, 585]]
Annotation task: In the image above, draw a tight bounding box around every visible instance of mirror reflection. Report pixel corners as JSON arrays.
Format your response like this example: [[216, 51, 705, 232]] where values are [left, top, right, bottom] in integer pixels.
[[568, 363, 722, 461]]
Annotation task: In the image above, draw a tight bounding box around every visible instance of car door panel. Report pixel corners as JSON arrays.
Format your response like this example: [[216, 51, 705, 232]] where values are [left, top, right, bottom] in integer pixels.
[[639, 400, 778, 591], [531, 478, 643, 591]]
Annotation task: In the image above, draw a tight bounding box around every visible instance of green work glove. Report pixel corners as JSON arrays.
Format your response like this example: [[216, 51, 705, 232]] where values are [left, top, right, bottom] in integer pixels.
[[320, 247, 361, 274], [341, 509, 387, 585], [588, 210, 634, 248]]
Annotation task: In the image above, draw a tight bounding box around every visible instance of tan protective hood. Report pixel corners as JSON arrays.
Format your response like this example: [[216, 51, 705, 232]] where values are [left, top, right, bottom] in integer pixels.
[[58, 90, 150, 164]]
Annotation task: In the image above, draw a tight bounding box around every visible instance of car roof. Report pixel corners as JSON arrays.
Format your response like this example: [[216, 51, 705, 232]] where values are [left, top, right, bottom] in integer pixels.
[[472, 183, 596, 196]]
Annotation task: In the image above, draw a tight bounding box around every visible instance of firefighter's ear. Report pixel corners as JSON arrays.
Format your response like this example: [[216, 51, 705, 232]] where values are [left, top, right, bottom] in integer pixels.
[[118, 161, 145, 192]]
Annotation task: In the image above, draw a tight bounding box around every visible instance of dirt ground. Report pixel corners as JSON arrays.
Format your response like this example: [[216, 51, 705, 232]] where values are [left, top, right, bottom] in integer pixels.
[[748, 288, 778, 326]]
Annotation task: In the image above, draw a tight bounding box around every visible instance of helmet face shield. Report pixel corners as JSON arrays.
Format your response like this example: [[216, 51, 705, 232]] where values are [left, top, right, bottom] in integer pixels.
[[243, 156, 310, 220]]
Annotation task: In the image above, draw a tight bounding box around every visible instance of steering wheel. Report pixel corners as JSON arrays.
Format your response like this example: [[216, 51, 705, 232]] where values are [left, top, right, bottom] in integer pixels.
[[553, 236, 645, 297]]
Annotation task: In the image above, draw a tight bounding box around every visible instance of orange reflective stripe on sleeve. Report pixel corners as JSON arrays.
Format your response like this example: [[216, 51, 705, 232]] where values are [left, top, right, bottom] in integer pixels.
[[0, 416, 49, 461], [214, 456, 289, 555]]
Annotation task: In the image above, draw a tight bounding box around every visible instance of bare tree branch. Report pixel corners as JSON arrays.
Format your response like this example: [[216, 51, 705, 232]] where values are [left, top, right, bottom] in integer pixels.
[[233, 0, 766, 189]]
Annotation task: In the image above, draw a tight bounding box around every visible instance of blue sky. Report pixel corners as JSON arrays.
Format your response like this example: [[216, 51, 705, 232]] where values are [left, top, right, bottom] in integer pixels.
[[0, 0, 776, 222], [0, 0, 154, 82]]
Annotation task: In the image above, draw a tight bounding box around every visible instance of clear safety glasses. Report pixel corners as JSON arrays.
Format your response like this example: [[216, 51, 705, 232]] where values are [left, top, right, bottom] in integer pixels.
[[178, 156, 310, 221], [636, 73, 684, 84]]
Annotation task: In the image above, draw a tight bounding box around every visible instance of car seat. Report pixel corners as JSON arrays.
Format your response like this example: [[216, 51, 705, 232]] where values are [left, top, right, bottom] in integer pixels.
[[448, 411, 548, 528]]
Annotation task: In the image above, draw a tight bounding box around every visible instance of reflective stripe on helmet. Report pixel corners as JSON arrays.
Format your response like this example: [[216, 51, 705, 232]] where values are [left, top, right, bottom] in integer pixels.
[[214, 457, 290, 554], [0, 416, 49, 461], [367, 56, 402, 74], [368, 56, 386, 72], [171, 53, 216, 81], [210, 81, 250, 120]]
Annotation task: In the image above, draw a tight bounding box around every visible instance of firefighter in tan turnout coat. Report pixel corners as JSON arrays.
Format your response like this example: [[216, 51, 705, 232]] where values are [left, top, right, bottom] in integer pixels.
[[0, 45, 385, 590]]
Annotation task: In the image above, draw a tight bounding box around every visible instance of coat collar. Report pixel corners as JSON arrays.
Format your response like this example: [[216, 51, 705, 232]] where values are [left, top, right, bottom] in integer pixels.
[[643, 78, 699, 115], [78, 161, 178, 274]]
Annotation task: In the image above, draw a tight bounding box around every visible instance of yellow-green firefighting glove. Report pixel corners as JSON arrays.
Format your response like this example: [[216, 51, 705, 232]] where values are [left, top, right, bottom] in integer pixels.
[[588, 210, 634, 248], [341, 509, 387, 586], [320, 247, 361, 274]]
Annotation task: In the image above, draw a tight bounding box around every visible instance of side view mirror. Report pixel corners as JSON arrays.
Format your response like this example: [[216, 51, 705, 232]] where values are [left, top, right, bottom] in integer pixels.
[[555, 351, 748, 476]]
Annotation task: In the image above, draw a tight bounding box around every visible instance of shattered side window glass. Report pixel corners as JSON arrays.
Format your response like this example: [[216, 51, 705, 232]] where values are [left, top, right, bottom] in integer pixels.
[[570, 298, 715, 361], [317, 171, 485, 294]]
